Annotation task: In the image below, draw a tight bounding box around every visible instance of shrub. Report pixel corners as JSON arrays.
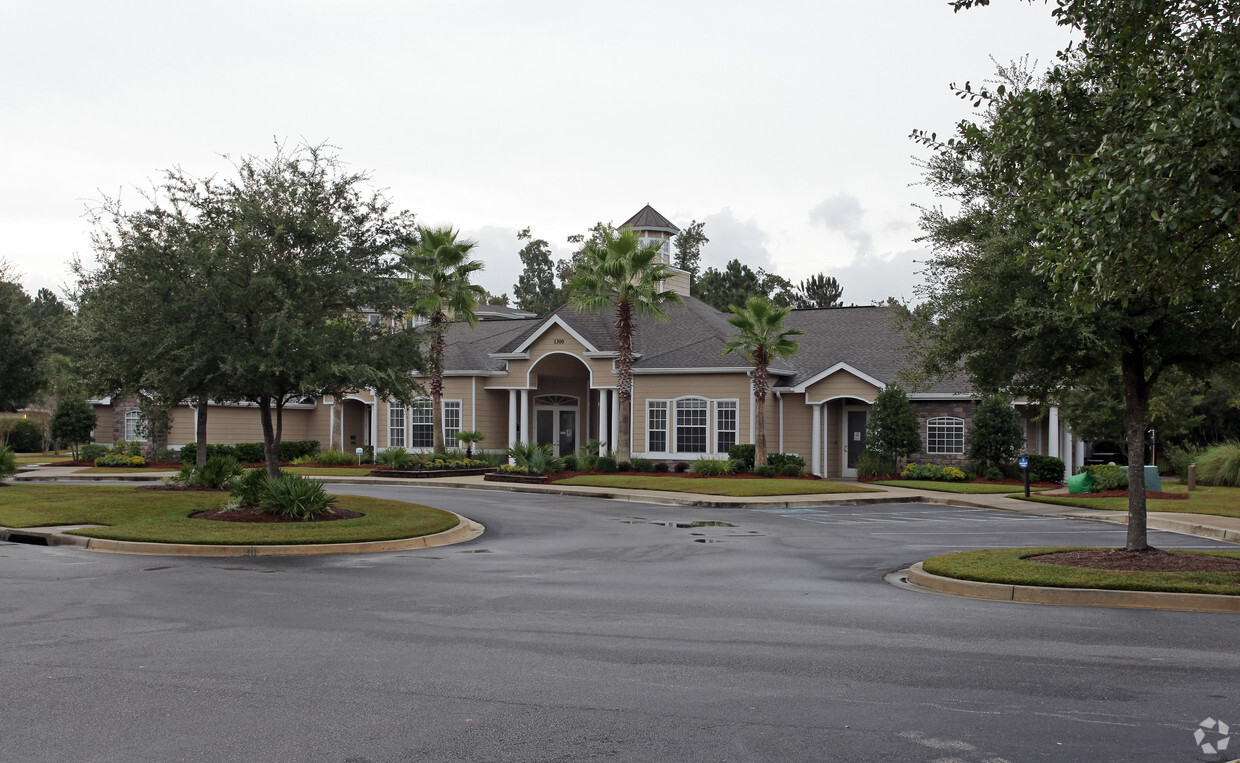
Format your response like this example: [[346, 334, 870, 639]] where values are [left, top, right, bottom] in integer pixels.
[[617, 460, 632, 472], [50, 397, 97, 457], [693, 458, 732, 476], [857, 450, 897, 478], [477, 450, 507, 467], [727, 458, 747, 474], [1025, 455, 1065, 484], [376, 447, 409, 469], [507, 442, 554, 474], [768, 453, 806, 472], [145, 448, 179, 463], [1085, 464, 1128, 492], [866, 385, 921, 460], [562, 454, 579, 471], [279, 440, 320, 462], [631, 458, 653, 472], [673, 461, 690, 473], [1196, 441, 1240, 486], [230, 467, 271, 506], [966, 395, 1024, 473], [754, 465, 776, 478], [195, 456, 243, 489], [79, 444, 108, 462], [779, 463, 803, 477], [0, 445, 15, 482], [1165, 444, 1201, 479], [259, 473, 338, 521], [95, 454, 147, 468], [654, 462, 670, 472], [902, 462, 941, 480], [314, 448, 354, 466], [4, 419, 42, 452], [179, 443, 240, 464], [984, 467, 1004, 481], [728, 444, 756, 470], [596, 456, 618, 473], [941, 466, 967, 482], [229, 442, 262, 463]]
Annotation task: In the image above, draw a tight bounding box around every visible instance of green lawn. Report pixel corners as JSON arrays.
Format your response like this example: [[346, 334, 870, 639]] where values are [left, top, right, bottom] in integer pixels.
[[12, 453, 65, 466], [871, 479, 1050, 495], [0, 484, 458, 545], [1019, 483, 1240, 519], [70, 465, 376, 476], [923, 547, 1240, 596], [552, 475, 877, 496]]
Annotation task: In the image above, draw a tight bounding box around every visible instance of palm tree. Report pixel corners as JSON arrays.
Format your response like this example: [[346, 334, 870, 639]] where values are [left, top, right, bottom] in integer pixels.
[[402, 226, 485, 453], [565, 228, 682, 462], [722, 296, 804, 467]]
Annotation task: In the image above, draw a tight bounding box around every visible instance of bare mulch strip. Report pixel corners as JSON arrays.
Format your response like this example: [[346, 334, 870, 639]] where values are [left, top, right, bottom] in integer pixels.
[[1029, 548, 1240, 573], [191, 505, 364, 523], [1085, 490, 1187, 499]]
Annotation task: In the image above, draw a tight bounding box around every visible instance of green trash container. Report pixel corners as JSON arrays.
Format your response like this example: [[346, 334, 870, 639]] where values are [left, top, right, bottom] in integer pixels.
[[1067, 471, 1095, 494]]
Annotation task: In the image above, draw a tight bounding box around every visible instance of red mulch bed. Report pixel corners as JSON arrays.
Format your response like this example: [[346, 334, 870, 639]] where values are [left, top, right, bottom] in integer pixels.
[[858, 475, 1060, 488], [1030, 548, 1240, 573], [53, 460, 183, 468], [553, 470, 820, 481], [190, 505, 363, 523], [1079, 489, 1187, 500]]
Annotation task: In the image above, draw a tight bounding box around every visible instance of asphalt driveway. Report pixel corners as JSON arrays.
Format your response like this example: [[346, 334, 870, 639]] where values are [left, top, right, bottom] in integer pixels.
[[2, 484, 1236, 762]]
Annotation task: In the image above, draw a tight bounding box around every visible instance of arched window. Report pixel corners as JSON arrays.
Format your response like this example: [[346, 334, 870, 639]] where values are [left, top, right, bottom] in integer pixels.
[[124, 410, 144, 442], [927, 417, 965, 455]]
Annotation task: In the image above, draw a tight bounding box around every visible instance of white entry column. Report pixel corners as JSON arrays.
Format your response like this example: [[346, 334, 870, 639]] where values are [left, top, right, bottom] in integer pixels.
[[598, 389, 610, 455], [811, 403, 822, 477], [520, 389, 530, 445], [508, 390, 518, 449], [822, 403, 829, 478], [1048, 406, 1060, 459], [611, 391, 620, 452]]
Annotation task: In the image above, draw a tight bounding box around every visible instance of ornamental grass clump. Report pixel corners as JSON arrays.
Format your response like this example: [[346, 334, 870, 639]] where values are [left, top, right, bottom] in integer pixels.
[[1195, 442, 1240, 487], [376, 447, 409, 469], [259, 473, 338, 521], [692, 458, 732, 476]]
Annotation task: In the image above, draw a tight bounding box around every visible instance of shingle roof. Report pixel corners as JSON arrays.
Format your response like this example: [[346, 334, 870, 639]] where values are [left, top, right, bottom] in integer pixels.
[[619, 204, 680, 234], [475, 304, 537, 320], [439, 296, 969, 395]]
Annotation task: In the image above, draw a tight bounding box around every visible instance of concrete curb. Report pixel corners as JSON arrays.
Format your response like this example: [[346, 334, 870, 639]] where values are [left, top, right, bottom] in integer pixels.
[[1, 512, 484, 558], [904, 562, 1240, 614]]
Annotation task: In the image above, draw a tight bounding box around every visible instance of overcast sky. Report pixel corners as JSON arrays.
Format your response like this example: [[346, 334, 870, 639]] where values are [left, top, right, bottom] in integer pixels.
[[1, 1, 1072, 307]]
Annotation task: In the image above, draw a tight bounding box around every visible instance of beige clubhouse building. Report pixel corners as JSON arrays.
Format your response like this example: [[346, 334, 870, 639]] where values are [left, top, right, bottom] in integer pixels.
[[89, 206, 1084, 478]]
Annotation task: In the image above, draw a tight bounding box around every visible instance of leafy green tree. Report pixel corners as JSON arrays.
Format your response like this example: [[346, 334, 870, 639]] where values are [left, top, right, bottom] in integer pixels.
[[566, 228, 683, 462], [797, 274, 843, 308], [694, 259, 762, 311], [865, 386, 921, 464], [50, 396, 97, 459], [911, 1, 1240, 549], [721, 296, 804, 466], [79, 143, 424, 477], [403, 226, 485, 453], [558, 222, 614, 284], [0, 266, 47, 412], [1060, 369, 1204, 456], [966, 396, 1024, 474], [672, 220, 708, 284], [512, 227, 561, 315]]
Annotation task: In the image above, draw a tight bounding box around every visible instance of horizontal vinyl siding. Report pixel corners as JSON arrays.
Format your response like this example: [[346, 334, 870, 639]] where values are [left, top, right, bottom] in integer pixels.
[[633, 373, 752, 456], [805, 371, 881, 404]]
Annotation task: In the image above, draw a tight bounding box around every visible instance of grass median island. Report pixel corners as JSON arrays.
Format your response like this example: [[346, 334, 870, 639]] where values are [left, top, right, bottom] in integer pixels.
[[71, 465, 378, 476], [922, 547, 1240, 596], [870, 479, 1052, 495], [1019, 483, 1240, 520], [0, 484, 458, 545], [552, 475, 876, 496]]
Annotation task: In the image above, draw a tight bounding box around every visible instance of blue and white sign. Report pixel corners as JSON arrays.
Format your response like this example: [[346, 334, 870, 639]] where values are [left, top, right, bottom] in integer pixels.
[[1018, 456, 1029, 470]]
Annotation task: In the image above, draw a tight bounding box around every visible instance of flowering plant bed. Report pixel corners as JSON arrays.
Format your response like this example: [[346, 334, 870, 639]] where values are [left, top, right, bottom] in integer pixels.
[[372, 467, 493, 479]]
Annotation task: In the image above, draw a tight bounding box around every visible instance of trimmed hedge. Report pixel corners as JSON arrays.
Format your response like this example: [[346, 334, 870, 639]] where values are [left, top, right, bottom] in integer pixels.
[[1026, 455, 1065, 484], [4, 419, 43, 452], [728, 444, 756, 470], [181, 440, 320, 464]]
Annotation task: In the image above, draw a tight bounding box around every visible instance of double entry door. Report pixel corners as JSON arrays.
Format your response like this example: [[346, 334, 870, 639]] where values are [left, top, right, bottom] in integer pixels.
[[535, 405, 578, 457]]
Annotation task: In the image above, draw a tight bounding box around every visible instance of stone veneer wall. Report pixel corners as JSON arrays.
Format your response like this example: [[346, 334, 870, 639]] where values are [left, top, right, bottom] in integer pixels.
[[109, 395, 168, 450], [909, 399, 978, 466]]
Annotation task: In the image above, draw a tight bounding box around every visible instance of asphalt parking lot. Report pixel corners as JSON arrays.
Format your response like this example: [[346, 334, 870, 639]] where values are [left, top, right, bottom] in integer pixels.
[[2, 484, 1237, 762]]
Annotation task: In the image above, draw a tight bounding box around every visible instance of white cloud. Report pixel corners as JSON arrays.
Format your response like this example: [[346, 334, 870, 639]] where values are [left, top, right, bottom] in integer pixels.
[[809, 192, 874, 258], [698, 208, 777, 273]]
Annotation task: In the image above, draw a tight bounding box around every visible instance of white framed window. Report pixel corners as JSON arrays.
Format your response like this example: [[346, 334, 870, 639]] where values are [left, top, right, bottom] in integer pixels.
[[410, 399, 434, 448], [927, 417, 965, 455], [124, 410, 144, 442], [389, 402, 406, 447], [675, 398, 708, 453], [444, 400, 462, 446], [715, 401, 737, 454], [647, 400, 668, 452], [368, 313, 381, 327]]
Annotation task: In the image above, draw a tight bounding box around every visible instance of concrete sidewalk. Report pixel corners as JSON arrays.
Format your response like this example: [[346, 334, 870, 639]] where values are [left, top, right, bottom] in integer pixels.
[[10, 466, 1240, 544]]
